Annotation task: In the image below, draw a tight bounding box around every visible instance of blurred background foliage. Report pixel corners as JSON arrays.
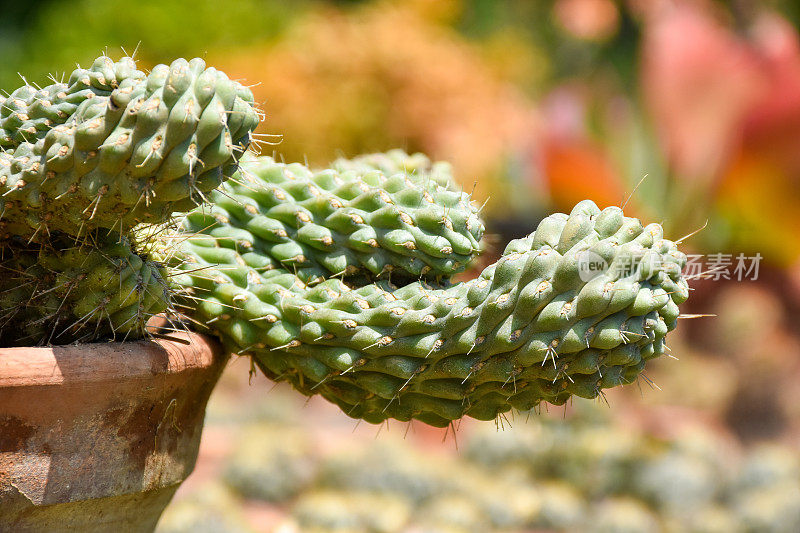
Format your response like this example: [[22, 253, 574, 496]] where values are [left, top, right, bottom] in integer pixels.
[[5, 0, 800, 264], [5, 1, 800, 531]]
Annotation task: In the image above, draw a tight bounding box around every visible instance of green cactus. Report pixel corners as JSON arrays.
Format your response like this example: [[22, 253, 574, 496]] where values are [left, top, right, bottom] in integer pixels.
[[0, 235, 170, 346], [0, 56, 147, 148], [0, 49, 723, 533], [0, 55, 258, 240], [0, 54, 259, 346], [169, 155, 689, 426], [331, 149, 457, 191], [179, 154, 484, 285], [0, 53, 690, 434]]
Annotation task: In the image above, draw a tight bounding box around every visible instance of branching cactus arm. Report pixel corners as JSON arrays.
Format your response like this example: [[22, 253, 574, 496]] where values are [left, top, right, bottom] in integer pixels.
[[169, 155, 689, 427]]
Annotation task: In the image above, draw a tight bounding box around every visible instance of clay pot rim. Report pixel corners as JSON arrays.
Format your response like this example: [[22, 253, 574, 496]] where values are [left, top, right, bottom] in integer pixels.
[[0, 331, 223, 388]]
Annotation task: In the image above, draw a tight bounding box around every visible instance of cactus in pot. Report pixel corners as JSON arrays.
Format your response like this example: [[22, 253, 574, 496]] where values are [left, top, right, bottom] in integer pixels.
[[1, 54, 690, 430], [0, 52, 266, 531]]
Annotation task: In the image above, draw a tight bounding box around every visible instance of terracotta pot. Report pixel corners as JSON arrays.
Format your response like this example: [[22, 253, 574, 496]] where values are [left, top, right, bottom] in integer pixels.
[[0, 332, 228, 532]]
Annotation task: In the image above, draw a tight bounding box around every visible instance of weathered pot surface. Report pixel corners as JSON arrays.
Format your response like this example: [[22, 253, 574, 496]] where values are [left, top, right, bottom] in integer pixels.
[[0, 331, 228, 532]]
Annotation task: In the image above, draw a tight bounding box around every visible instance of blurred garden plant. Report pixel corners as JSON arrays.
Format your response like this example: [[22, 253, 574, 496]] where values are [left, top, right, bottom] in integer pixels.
[[158, 402, 800, 532], [209, 1, 533, 215]]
